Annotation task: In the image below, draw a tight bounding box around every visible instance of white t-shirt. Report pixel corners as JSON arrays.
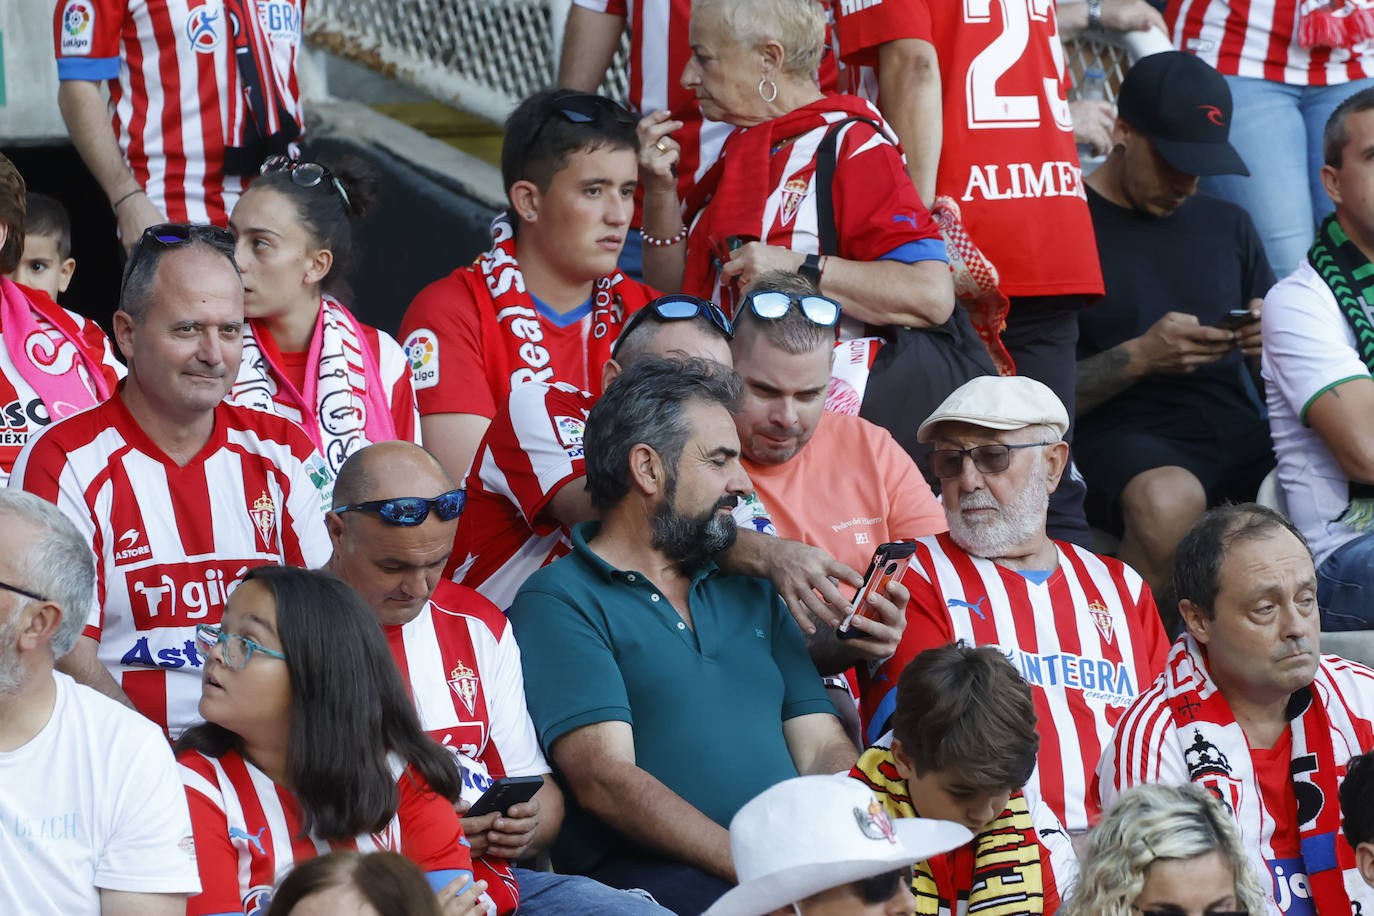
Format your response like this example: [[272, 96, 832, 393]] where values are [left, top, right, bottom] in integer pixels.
[[0, 672, 200, 914], [1262, 260, 1373, 565]]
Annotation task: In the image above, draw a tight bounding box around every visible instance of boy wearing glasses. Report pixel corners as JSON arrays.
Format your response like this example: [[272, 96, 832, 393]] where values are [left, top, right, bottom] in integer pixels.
[[401, 88, 659, 488], [850, 643, 1078, 915], [859, 375, 1168, 837]]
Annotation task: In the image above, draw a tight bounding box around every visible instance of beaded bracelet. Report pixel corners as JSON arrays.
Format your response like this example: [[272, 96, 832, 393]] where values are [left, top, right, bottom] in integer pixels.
[[112, 188, 144, 210], [642, 225, 689, 247]]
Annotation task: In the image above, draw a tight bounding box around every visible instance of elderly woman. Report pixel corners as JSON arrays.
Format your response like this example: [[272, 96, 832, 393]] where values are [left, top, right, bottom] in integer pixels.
[[0, 155, 120, 485], [638, 0, 953, 333], [1060, 784, 1269, 916]]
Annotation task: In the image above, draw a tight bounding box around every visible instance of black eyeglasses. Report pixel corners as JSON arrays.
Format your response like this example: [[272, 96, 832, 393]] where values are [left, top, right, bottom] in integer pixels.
[[857, 865, 914, 904], [742, 290, 841, 327], [260, 155, 351, 210], [1131, 907, 1248, 916], [0, 579, 48, 603], [927, 442, 1053, 479], [122, 223, 238, 296], [518, 91, 638, 178], [612, 295, 734, 357], [334, 489, 466, 526]]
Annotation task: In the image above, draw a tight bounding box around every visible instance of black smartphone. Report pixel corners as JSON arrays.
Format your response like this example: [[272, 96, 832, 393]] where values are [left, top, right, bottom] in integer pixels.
[[466, 776, 544, 818], [837, 541, 918, 640], [1215, 309, 1258, 331]]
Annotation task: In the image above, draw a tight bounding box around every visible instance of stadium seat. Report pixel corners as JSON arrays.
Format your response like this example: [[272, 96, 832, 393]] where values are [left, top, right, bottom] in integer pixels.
[[1255, 469, 1288, 517]]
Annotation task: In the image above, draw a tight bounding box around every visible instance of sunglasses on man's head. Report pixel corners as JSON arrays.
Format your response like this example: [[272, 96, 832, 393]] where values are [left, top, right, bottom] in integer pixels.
[[260, 155, 352, 209], [334, 489, 466, 526], [122, 222, 238, 295], [742, 290, 841, 327], [612, 295, 734, 357], [518, 91, 639, 182]]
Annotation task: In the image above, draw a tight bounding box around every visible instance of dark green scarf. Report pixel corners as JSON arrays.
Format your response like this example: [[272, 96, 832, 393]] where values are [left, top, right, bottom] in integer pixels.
[[1309, 213, 1374, 527]]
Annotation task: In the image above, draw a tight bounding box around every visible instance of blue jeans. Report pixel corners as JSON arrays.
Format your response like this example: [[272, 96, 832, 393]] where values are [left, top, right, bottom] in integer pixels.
[[1316, 534, 1374, 631], [513, 867, 676, 915], [589, 857, 733, 916], [1200, 75, 1374, 277]]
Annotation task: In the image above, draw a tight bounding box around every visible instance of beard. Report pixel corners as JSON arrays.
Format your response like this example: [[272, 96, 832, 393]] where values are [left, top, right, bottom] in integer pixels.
[[946, 452, 1049, 558], [652, 491, 740, 571]]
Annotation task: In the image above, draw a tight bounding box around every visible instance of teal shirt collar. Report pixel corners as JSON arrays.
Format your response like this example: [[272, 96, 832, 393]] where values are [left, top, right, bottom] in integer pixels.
[[569, 520, 721, 585]]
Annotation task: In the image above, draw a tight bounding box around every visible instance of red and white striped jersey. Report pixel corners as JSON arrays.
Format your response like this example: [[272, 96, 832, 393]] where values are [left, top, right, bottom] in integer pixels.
[[180, 749, 478, 916], [1166, 0, 1374, 85], [386, 580, 550, 915], [859, 532, 1169, 832], [831, 0, 1104, 298], [0, 309, 124, 487], [53, 0, 306, 225], [449, 381, 591, 609], [10, 395, 333, 738]]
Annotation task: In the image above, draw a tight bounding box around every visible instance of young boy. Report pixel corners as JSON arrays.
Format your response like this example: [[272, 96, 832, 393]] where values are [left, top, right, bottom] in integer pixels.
[[1343, 749, 1374, 889], [7, 193, 76, 302], [850, 643, 1079, 914], [400, 88, 657, 485]]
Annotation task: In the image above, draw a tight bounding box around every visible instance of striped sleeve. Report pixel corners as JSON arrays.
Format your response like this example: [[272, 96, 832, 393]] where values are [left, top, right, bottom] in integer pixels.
[[1095, 673, 1185, 810], [180, 757, 245, 916]]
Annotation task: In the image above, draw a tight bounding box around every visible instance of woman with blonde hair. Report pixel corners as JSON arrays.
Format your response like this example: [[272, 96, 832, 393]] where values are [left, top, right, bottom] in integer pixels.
[[1061, 783, 1269, 916]]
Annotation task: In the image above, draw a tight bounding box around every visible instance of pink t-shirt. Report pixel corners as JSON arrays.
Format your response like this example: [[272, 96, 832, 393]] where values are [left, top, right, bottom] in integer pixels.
[[742, 411, 946, 581]]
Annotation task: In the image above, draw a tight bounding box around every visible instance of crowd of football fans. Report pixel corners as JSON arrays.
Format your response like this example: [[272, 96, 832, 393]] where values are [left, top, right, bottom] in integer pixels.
[[6, 0, 1374, 912]]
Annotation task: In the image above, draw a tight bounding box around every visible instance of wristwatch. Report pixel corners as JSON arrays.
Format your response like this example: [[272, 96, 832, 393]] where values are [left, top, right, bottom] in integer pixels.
[[1087, 0, 1103, 30], [798, 253, 822, 287]]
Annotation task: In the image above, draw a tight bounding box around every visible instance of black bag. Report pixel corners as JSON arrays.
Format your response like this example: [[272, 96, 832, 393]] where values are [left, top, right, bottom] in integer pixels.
[[814, 118, 996, 489]]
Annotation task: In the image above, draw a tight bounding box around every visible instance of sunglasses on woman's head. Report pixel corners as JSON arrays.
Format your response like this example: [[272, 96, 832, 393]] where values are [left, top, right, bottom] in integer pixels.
[[612, 294, 734, 357], [742, 290, 841, 327], [334, 489, 467, 526], [260, 155, 351, 210]]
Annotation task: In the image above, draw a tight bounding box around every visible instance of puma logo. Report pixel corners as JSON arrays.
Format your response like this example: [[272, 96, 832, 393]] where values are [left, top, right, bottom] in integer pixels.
[[229, 825, 268, 856], [946, 596, 988, 620]]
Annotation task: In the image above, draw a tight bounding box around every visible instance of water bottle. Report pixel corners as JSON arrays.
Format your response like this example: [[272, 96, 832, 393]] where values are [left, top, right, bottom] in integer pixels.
[[1076, 68, 1108, 164]]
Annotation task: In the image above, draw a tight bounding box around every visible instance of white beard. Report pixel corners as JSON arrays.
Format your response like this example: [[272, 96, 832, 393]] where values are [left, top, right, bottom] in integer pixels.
[[946, 452, 1049, 558]]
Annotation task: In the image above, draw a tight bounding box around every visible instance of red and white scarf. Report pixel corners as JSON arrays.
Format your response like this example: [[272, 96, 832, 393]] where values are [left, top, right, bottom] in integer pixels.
[[1159, 635, 1374, 914], [230, 294, 394, 474], [0, 277, 114, 419], [1299, 0, 1374, 50]]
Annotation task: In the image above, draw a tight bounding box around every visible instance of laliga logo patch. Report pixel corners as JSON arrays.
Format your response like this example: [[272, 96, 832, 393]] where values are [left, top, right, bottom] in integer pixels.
[[779, 176, 809, 227], [404, 329, 439, 390], [447, 660, 480, 716], [854, 797, 898, 844], [554, 415, 585, 448], [1088, 600, 1114, 644], [186, 3, 224, 53], [60, 0, 94, 54], [250, 491, 277, 548]]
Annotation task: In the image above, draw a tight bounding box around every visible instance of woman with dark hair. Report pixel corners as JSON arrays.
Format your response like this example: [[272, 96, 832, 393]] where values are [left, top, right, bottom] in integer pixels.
[[226, 155, 419, 478], [178, 566, 491, 915], [266, 850, 487, 916]]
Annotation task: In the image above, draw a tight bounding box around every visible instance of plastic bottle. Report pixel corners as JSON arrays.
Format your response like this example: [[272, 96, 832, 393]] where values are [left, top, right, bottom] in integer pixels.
[[1076, 68, 1108, 163]]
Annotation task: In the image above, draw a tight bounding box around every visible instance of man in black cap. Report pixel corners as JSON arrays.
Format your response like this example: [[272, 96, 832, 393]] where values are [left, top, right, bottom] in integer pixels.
[[1073, 51, 1275, 622]]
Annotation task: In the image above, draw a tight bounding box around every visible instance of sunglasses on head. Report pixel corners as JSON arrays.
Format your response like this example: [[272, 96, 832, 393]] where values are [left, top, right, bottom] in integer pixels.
[[122, 222, 237, 295], [742, 290, 841, 327], [334, 489, 466, 526], [260, 155, 351, 209], [612, 295, 734, 357], [857, 865, 914, 904], [927, 442, 1053, 479], [519, 91, 638, 177]]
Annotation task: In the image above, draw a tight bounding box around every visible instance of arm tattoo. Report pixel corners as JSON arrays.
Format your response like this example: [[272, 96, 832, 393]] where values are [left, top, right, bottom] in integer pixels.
[[1075, 345, 1134, 416]]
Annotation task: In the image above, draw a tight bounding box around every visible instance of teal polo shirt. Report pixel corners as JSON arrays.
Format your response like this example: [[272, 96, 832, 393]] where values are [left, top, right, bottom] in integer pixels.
[[508, 521, 834, 873]]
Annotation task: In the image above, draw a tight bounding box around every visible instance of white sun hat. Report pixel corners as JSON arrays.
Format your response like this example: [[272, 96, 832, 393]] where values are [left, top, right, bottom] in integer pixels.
[[916, 375, 1070, 443], [702, 775, 972, 916]]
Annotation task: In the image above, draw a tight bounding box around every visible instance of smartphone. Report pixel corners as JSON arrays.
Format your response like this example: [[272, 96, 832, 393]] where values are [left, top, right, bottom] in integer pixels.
[[837, 541, 918, 640], [466, 776, 544, 818], [1215, 309, 1258, 331]]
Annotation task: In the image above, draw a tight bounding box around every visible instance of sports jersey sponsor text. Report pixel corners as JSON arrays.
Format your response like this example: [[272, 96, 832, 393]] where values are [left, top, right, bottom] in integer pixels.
[[126, 559, 263, 629], [1268, 857, 1316, 916], [403, 328, 439, 390], [1006, 647, 1136, 706], [961, 161, 1086, 203], [256, 0, 302, 42], [185, 3, 224, 52], [114, 528, 151, 564], [120, 634, 203, 669], [60, 0, 94, 54]]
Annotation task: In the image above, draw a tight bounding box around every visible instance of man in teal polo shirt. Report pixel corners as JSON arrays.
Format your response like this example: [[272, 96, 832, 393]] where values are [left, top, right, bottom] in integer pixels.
[[509, 357, 876, 916]]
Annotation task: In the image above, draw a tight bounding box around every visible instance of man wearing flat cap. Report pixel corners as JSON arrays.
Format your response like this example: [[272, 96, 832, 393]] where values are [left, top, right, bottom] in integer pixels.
[[1074, 51, 1276, 615], [859, 375, 1169, 837]]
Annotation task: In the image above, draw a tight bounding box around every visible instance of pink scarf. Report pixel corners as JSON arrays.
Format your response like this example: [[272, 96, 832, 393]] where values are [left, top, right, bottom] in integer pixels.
[[0, 277, 114, 419], [230, 295, 395, 474]]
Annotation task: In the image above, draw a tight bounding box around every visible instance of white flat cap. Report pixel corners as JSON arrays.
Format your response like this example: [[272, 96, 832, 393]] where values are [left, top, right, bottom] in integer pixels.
[[917, 376, 1069, 442]]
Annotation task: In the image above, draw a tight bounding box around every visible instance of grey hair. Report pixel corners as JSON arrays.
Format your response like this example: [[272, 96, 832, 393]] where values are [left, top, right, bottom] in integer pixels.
[[120, 239, 241, 323], [0, 490, 95, 655], [1059, 784, 1269, 916], [691, 0, 826, 78]]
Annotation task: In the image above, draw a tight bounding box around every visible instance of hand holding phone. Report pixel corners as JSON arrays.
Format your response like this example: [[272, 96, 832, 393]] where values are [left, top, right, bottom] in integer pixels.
[[465, 775, 544, 818], [1215, 309, 1258, 332], [837, 542, 917, 640]]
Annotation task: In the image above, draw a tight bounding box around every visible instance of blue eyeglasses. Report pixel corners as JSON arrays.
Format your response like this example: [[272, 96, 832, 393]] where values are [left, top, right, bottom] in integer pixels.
[[195, 623, 286, 670], [334, 489, 467, 526]]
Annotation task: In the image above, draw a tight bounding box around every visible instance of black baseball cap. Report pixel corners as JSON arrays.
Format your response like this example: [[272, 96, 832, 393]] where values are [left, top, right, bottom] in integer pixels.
[[1117, 51, 1249, 177]]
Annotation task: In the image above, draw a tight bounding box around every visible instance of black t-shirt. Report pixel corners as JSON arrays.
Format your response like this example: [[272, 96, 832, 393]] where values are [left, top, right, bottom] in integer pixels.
[[1077, 186, 1276, 437]]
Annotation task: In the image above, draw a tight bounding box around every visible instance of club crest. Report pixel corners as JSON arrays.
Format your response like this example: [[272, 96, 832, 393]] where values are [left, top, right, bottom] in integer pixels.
[[448, 660, 479, 716], [1088, 600, 1114, 644], [853, 797, 898, 844], [779, 177, 810, 227], [250, 491, 276, 548]]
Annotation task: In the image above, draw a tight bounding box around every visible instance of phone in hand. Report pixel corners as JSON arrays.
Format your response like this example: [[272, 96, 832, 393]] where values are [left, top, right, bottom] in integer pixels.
[[837, 541, 918, 640], [1215, 309, 1258, 331], [465, 776, 544, 818]]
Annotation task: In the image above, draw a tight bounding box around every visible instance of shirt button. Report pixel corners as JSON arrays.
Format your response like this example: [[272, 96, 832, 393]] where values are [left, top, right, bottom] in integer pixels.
[[677, 622, 685, 630], [651, 594, 661, 602], [626, 574, 636, 582]]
